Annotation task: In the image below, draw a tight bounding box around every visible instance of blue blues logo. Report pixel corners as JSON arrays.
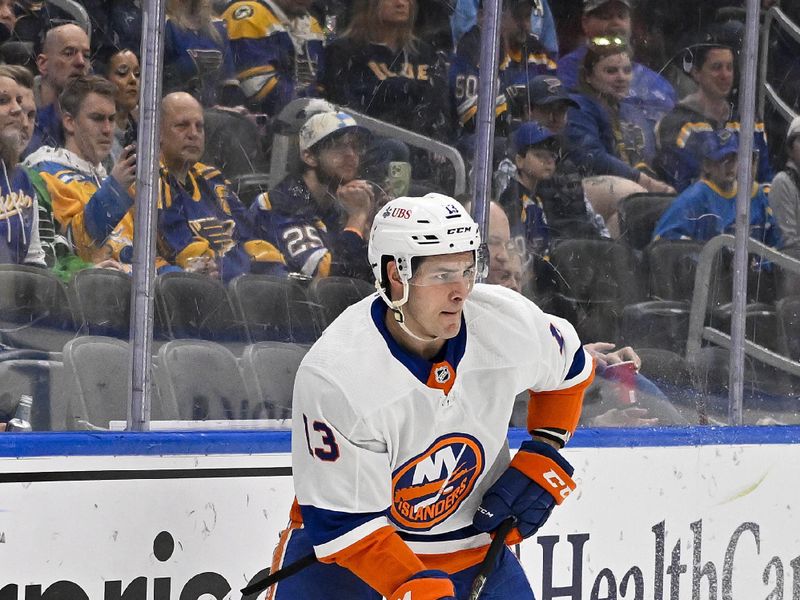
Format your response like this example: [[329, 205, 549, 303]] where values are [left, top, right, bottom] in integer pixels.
[[391, 434, 484, 530]]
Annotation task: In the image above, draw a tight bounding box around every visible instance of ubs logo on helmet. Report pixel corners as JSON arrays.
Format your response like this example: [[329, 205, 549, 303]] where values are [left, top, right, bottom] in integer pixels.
[[382, 207, 412, 219], [391, 434, 484, 530]]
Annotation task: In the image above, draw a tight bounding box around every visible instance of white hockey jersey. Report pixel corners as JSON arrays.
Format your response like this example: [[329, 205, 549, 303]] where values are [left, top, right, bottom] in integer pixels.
[[291, 283, 592, 563]]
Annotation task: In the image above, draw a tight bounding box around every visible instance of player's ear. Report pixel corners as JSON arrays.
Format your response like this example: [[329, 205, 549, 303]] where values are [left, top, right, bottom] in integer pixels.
[[387, 260, 402, 285]]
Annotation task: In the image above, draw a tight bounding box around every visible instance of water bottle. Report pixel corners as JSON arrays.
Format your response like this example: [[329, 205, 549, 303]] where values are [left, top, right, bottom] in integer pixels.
[[6, 394, 33, 432]]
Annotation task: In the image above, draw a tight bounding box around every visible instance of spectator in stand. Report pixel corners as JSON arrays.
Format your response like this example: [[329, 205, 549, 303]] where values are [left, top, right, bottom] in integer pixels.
[[251, 110, 376, 281], [222, 0, 325, 117], [163, 0, 243, 107], [28, 23, 91, 154], [3, 65, 62, 270], [0, 0, 15, 42], [0, 69, 44, 266], [556, 0, 675, 131], [565, 36, 674, 196], [485, 200, 528, 293], [499, 75, 609, 240], [102, 48, 140, 163], [450, 0, 556, 146], [23, 76, 142, 268], [771, 117, 800, 256], [158, 92, 287, 281], [655, 40, 772, 193], [107, 0, 143, 55], [323, 0, 450, 142], [653, 130, 781, 249], [451, 0, 558, 57]]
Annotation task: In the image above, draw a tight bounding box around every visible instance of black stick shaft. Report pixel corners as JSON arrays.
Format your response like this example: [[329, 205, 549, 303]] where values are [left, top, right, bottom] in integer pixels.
[[468, 517, 516, 600], [241, 552, 317, 596]]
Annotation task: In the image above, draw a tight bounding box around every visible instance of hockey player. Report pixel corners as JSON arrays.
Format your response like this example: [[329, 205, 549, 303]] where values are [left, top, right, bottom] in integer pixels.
[[157, 92, 287, 281], [222, 0, 325, 116], [271, 193, 593, 599], [250, 110, 375, 280]]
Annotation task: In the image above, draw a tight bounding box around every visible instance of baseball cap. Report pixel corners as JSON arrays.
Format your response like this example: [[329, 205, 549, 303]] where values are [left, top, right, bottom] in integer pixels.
[[512, 122, 558, 154], [298, 111, 368, 152], [691, 129, 739, 162], [522, 75, 579, 108], [787, 116, 800, 143], [583, 0, 631, 14]]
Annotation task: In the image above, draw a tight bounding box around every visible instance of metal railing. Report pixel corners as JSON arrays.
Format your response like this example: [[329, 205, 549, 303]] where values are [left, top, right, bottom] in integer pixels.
[[268, 98, 468, 197], [758, 6, 800, 124], [686, 234, 800, 378]]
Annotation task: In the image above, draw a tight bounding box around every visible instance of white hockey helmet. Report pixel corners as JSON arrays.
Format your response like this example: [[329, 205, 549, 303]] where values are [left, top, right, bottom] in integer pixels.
[[369, 193, 483, 307]]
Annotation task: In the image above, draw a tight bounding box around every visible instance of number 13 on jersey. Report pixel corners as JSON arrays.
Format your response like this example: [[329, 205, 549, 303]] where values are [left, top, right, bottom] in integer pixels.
[[303, 414, 341, 461]]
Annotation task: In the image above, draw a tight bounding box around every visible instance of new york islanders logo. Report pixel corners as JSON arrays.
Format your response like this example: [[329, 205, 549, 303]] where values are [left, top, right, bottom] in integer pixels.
[[391, 434, 484, 530]]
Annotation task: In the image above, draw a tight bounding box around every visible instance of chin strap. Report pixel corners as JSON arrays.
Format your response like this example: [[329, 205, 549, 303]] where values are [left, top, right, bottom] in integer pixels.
[[375, 279, 439, 343]]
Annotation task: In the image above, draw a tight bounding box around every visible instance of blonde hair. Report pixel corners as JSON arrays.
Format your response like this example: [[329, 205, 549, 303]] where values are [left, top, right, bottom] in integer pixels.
[[342, 0, 418, 50], [166, 0, 221, 44]]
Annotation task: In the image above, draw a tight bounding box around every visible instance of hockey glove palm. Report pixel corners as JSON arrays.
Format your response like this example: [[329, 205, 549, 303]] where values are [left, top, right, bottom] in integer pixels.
[[473, 440, 575, 541], [389, 570, 456, 600]]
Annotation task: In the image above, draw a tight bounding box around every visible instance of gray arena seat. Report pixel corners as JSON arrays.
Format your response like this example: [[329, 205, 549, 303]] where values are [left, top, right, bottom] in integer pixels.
[[241, 342, 308, 419]]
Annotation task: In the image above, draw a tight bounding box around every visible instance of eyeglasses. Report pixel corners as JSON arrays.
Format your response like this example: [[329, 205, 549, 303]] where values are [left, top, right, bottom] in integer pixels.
[[589, 36, 627, 48]]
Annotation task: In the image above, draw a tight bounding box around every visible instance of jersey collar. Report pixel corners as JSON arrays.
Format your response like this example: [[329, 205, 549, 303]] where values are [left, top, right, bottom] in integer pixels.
[[370, 298, 467, 394]]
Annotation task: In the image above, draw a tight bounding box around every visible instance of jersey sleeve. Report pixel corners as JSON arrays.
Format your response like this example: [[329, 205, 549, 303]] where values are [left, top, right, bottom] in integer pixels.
[[292, 366, 427, 596], [504, 292, 593, 447], [40, 170, 133, 260], [223, 2, 324, 115]]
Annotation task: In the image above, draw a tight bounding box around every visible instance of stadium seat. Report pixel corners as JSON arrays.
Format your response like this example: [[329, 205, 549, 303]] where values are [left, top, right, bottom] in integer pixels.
[[708, 302, 779, 353], [644, 240, 704, 302], [548, 239, 642, 341], [0, 264, 78, 352], [241, 342, 308, 419], [617, 192, 676, 251], [232, 172, 272, 208], [776, 295, 800, 361], [621, 300, 691, 354], [155, 271, 246, 342], [0, 358, 67, 431], [230, 275, 320, 343], [155, 340, 250, 421], [308, 276, 375, 329], [63, 336, 176, 429], [71, 268, 132, 338]]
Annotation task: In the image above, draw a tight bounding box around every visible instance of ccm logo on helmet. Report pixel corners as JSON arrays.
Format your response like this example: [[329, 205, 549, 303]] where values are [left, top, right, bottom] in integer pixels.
[[382, 207, 412, 219], [446, 226, 472, 234]]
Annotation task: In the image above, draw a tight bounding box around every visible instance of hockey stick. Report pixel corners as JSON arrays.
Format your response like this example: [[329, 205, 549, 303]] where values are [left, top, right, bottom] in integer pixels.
[[241, 517, 517, 598], [468, 517, 517, 600], [240, 551, 317, 596]]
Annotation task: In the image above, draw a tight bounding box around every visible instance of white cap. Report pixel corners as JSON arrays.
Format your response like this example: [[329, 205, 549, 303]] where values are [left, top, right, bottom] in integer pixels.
[[298, 111, 366, 152], [788, 116, 800, 142]]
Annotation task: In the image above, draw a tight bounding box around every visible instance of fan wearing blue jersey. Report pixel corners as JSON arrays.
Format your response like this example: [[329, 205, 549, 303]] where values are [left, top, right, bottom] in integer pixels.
[[250, 110, 375, 280], [449, 0, 556, 142], [655, 41, 772, 192], [156, 92, 286, 281], [653, 130, 781, 248], [222, 0, 325, 116], [270, 193, 593, 599]]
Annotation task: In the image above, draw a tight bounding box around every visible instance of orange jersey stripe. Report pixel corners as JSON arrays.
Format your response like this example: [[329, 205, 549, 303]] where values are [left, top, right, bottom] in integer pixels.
[[527, 362, 595, 436], [318, 525, 426, 597]]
